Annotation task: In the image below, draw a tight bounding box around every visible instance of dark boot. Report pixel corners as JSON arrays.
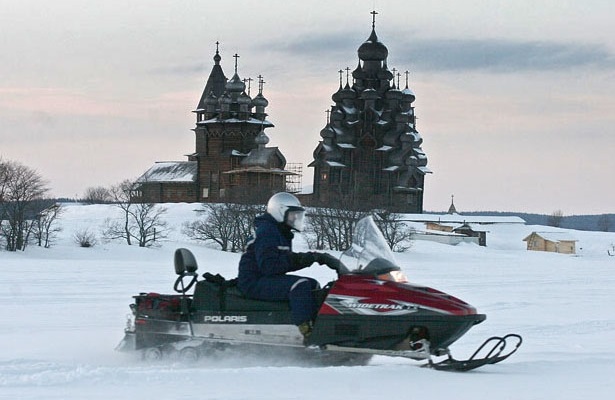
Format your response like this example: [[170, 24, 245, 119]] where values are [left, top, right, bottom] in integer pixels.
[[298, 321, 312, 344]]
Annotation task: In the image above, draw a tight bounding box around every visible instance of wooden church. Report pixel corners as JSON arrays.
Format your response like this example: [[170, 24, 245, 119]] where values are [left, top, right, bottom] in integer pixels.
[[136, 12, 430, 212], [308, 12, 430, 213], [135, 44, 292, 204]]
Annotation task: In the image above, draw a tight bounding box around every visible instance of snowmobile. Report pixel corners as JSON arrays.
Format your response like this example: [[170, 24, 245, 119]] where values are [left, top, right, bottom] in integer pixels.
[[117, 216, 522, 371]]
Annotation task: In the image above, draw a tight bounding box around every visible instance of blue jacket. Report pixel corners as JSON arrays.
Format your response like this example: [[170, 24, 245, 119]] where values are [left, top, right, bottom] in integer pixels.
[[237, 213, 304, 294]]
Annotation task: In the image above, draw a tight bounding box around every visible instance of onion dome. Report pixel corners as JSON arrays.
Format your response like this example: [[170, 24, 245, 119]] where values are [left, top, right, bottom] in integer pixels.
[[218, 92, 232, 105], [394, 111, 411, 124], [402, 85, 416, 103], [255, 128, 270, 146], [332, 85, 344, 103], [252, 93, 269, 107], [405, 155, 419, 167], [358, 28, 388, 61], [205, 91, 218, 106], [238, 91, 252, 106], [360, 88, 379, 100], [225, 73, 246, 93], [340, 83, 357, 101], [400, 132, 414, 145], [331, 108, 344, 122], [386, 85, 402, 101], [320, 124, 335, 139], [352, 61, 365, 80]]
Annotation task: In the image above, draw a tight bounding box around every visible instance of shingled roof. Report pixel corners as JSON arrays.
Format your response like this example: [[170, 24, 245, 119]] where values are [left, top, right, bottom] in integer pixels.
[[136, 161, 197, 183]]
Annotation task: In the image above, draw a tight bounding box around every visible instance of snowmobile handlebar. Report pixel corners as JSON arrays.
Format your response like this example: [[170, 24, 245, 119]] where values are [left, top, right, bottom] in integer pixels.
[[329, 258, 350, 275]]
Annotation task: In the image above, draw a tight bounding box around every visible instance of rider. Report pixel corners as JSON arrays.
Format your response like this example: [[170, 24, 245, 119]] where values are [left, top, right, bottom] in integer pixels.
[[237, 192, 339, 338]]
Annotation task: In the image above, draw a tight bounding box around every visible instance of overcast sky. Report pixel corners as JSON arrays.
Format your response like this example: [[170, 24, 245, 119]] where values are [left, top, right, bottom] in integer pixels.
[[1, 0, 614, 214]]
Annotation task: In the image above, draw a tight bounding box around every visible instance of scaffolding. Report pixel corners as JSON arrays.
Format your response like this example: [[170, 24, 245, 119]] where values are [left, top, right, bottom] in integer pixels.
[[285, 163, 303, 193]]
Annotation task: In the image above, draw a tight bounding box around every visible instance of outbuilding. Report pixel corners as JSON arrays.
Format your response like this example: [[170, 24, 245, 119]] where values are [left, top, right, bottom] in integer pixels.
[[523, 232, 577, 254]]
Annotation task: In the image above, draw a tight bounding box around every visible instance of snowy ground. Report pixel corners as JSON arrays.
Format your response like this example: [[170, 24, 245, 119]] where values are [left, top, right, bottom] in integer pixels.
[[1, 203, 615, 399]]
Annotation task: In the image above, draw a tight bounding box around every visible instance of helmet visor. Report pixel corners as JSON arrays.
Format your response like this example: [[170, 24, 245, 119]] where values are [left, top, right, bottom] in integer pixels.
[[285, 207, 305, 231]]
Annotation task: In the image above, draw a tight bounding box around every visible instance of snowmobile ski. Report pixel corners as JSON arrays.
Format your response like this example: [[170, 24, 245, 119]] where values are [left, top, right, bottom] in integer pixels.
[[427, 334, 523, 372]]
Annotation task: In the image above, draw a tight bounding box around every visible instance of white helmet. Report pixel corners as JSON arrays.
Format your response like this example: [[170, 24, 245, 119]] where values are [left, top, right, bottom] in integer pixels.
[[266, 192, 305, 231]]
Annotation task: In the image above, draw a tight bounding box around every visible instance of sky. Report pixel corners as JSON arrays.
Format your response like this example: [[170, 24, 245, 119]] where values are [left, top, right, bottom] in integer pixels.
[[1, 0, 614, 214]]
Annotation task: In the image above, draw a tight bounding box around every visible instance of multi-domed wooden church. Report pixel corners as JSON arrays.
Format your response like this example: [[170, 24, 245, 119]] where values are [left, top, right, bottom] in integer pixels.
[[136, 12, 430, 213], [135, 44, 291, 204], [308, 12, 430, 213]]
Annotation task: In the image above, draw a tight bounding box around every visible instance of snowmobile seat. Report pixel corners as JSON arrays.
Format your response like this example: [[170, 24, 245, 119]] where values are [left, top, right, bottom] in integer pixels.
[[192, 280, 290, 312], [225, 286, 291, 311]]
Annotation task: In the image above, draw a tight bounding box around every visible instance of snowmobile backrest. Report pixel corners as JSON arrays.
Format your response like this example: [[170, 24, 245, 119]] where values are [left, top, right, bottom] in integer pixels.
[[174, 248, 198, 275]]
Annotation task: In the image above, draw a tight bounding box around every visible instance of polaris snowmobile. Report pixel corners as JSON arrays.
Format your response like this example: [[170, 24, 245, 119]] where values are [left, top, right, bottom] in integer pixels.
[[117, 216, 522, 371]]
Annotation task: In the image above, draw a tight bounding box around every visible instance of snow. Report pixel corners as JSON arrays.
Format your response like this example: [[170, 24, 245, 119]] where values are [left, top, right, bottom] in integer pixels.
[[325, 161, 346, 167], [1, 203, 615, 399], [376, 145, 393, 151], [136, 162, 197, 183]]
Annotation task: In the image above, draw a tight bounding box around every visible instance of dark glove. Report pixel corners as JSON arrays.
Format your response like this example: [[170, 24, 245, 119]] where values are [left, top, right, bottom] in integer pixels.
[[291, 252, 318, 268], [315, 253, 342, 271]]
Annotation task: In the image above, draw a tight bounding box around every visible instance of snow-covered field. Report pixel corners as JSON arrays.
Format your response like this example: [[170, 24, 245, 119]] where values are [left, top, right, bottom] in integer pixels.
[[1, 203, 615, 399]]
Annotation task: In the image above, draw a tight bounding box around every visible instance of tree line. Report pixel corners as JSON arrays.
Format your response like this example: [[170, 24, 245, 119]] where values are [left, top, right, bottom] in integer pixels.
[[0, 158, 169, 251], [1, 158, 414, 254]]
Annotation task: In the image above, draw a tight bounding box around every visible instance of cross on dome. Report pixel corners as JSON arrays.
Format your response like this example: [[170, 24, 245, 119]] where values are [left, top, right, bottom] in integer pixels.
[[233, 53, 240, 73], [245, 77, 253, 96]]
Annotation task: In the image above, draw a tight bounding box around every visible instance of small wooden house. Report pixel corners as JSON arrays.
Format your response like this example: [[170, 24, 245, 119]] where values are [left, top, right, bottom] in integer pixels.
[[523, 232, 577, 254], [424, 222, 487, 246]]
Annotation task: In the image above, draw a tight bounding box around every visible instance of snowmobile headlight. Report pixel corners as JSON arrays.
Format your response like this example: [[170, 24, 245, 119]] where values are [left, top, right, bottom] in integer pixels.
[[377, 270, 409, 283]]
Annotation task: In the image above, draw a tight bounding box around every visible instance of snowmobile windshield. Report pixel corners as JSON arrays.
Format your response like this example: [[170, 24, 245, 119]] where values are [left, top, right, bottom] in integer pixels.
[[340, 216, 407, 282]]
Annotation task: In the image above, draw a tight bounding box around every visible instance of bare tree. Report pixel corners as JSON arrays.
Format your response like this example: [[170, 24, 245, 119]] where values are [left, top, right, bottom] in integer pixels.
[[0, 157, 9, 204], [105, 180, 135, 245], [102, 179, 168, 247], [373, 210, 414, 252], [304, 206, 368, 251], [183, 202, 264, 252], [82, 186, 112, 204], [130, 202, 169, 247], [547, 209, 564, 227], [32, 203, 64, 248], [0, 160, 49, 251]]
